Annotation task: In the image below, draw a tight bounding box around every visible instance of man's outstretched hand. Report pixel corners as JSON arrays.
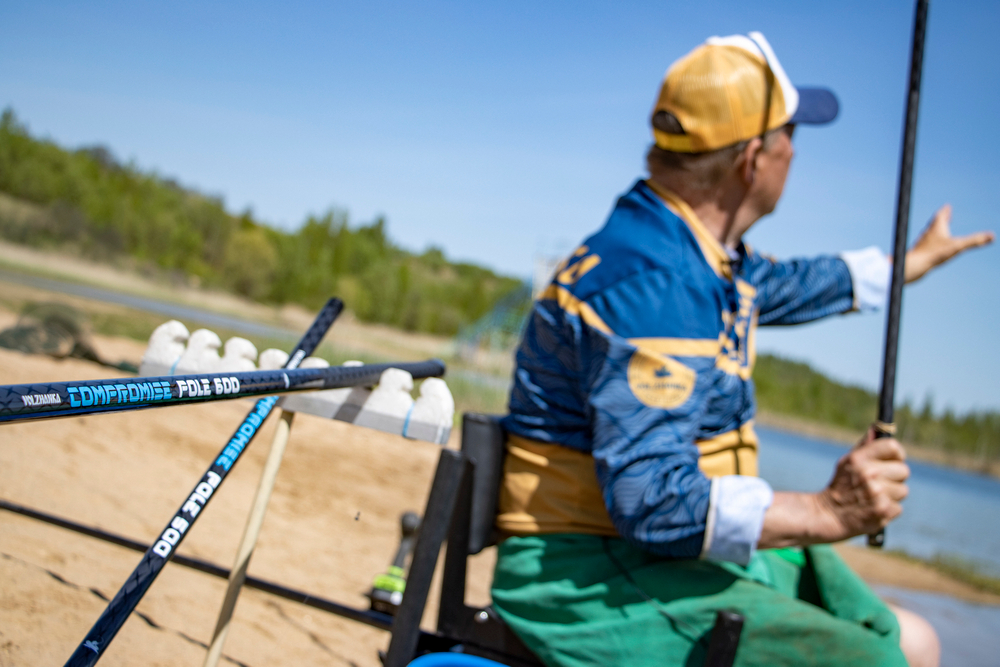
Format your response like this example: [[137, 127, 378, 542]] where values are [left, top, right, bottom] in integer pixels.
[[904, 204, 994, 283]]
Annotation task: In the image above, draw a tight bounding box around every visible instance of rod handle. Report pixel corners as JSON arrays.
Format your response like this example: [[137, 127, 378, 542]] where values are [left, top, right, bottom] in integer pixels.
[[866, 420, 897, 548]]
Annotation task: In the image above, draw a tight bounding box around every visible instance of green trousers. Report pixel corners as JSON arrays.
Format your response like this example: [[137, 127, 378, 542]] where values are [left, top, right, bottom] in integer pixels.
[[491, 535, 907, 667]]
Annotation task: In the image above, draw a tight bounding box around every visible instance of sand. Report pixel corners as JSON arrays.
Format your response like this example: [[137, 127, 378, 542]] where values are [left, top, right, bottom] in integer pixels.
[[0, 336, 996, 666]]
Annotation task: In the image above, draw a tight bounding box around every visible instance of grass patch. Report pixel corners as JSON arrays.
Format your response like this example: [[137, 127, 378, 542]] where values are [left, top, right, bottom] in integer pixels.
[[887, 550, 1000, 596], [446, 372, 510, 418]]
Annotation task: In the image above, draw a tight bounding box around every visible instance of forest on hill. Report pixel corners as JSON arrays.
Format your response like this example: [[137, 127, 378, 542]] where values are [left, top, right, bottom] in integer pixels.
[[0, 107, 996, 467], [0, 109, 520, 335], [754, 354, 999, 468]]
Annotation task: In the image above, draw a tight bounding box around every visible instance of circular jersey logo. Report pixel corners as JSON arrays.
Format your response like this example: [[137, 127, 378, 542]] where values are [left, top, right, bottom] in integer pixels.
[[627, 350, 696, 410]]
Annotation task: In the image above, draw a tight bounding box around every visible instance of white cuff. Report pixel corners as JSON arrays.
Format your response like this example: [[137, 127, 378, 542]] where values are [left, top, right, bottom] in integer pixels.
[[840, 247, 890, 312], [700, 475, 774, 566]]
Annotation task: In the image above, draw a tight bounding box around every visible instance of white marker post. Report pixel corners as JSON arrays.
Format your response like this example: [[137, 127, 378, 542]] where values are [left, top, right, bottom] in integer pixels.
[[202, 409, 295, 667]]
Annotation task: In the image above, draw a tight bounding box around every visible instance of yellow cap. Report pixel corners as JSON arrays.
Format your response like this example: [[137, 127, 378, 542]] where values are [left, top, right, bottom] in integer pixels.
[[652, 32, 818, 153]]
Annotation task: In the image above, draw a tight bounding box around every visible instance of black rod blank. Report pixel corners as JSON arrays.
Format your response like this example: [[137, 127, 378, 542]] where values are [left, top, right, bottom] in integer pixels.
[[870, 0, 930, 548], [0, 357, 445, 423]]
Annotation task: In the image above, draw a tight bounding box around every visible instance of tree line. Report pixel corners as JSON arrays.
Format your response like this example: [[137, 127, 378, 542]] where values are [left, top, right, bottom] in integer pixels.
[[755, 354, 999, 468], [0, 108, 521, 335]]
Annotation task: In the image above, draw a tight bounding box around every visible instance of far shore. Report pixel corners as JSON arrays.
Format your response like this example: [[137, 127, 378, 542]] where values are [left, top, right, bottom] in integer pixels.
[[756, 411, 1000, 481]]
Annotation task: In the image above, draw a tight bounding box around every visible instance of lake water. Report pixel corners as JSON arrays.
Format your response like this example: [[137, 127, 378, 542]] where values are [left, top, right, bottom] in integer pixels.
[[875, 586, 1000, 667], [758, 426, 1000, 578]]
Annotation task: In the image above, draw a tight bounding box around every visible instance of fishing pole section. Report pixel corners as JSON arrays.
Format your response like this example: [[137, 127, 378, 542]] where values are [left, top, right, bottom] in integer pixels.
[[0, 351, 445, 424], [869, 0, 929, 549]]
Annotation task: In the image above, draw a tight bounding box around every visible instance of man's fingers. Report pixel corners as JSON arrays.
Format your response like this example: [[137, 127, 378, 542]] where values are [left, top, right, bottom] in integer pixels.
[[929, 203, 952, 234], [954, 230, 995, 252], [855, 425, 877, 449], [877, 499, 904, 525], [868, 460, 910, 484], [856, 435, 906, 462], [882, 479, 909, 503], [866, 479, 906, 518]]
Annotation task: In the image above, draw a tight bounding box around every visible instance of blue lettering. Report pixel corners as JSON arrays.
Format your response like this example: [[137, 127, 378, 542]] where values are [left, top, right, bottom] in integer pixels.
[[68, 387, 80, 407], [115, 384, 128, 404], [229, 431, 249, 452], [92, 385, 107, 405], [215, 454, 233, 470], [80, 386, 94, 407], [128, 384, 141, 403]]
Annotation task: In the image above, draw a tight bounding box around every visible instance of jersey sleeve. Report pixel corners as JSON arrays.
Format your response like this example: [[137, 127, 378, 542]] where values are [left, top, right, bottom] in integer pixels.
[[584, 327, 772, 563], [583, 324, 713, 558], [840, 246, 891, 312], [746, 253, 855, 325]]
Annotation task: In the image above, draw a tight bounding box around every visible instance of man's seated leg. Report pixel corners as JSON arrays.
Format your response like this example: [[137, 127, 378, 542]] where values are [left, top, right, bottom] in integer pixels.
[[491, 535, 911, 667], [888, 603, 940, 667]]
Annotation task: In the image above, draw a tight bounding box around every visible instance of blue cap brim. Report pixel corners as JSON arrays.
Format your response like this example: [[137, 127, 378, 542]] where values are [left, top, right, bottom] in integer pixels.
[[789, 87, 839, 125]]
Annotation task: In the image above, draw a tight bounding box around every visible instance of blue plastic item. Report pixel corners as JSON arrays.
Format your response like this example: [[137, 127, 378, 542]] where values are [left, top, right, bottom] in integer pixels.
[[407, 653, 509, 667]]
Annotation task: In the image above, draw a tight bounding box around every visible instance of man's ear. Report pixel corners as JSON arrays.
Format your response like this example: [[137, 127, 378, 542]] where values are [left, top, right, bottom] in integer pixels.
[[740, 138, 763, 187]]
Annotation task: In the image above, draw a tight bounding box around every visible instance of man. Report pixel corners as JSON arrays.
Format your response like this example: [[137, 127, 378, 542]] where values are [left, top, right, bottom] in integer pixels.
[[491, 32, 993, 667]]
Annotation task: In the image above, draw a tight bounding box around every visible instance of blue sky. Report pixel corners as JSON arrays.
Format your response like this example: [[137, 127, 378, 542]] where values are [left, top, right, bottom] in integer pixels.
[[3, 0, 998, 414]]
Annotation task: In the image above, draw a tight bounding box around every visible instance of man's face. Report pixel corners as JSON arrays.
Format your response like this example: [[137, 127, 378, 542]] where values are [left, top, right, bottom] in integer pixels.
[[752, 124, 795, 216]]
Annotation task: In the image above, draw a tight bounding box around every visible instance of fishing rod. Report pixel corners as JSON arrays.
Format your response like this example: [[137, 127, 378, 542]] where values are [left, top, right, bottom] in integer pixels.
[[0, 354, 445, 424], [869, 0, 929, 548], [60, 296, 343, 666]]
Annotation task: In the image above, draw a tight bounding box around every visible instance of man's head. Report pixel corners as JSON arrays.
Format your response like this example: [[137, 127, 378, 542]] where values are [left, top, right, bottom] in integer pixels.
[[651, 32, 838, 153], [646, 32, 838, 240]]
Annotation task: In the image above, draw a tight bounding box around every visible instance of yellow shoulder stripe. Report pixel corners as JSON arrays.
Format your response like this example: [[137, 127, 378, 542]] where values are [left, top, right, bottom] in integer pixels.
[[537, 284, 613, 335], [628, 336, 723, 358]]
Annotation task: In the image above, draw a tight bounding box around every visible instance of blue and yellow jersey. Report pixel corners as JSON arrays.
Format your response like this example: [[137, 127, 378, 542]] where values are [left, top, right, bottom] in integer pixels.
[[499, 179, 855, 558]]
